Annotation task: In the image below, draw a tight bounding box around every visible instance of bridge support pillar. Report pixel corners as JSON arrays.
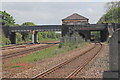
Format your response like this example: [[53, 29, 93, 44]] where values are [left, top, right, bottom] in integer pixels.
[[100, 30, 108, 42], [31, 30, 38, 44], [61, 25, 69, 37], [34, 32, 38, 43], [10, 32, 16, 44]]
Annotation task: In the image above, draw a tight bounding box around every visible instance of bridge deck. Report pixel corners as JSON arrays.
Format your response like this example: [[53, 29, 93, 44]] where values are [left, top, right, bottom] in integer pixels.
[[3, 24, 107, 32]]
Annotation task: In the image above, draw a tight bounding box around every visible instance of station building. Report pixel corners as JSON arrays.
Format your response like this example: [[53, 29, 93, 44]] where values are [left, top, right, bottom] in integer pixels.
[[62, 13, 89, 25]]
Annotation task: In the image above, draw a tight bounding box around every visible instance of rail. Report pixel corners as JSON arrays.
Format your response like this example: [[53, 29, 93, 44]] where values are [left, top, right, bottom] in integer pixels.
[[32, 43, 102, 79]]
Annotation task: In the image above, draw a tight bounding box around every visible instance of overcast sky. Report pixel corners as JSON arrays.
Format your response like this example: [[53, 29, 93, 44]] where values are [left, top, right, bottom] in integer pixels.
[[1, 0, 119, 25]]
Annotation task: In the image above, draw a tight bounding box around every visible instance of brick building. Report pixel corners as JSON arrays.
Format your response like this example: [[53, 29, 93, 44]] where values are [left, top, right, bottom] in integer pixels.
[[62, 13, 89, 25]]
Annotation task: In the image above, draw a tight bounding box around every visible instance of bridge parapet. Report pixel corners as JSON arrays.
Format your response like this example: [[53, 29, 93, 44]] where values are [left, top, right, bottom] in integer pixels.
[[9, 25, 62, 32], [63, 24, 107, 31], [5, 24, 107, 33]]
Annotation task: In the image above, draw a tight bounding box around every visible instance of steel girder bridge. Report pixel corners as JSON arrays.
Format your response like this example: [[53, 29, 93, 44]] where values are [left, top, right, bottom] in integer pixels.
[[2, 24, 112, 44]]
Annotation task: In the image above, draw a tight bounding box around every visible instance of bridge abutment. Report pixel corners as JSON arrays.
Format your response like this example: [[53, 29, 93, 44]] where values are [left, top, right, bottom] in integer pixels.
[[10, 32, 16, 44], [100, 30, 108, 42]]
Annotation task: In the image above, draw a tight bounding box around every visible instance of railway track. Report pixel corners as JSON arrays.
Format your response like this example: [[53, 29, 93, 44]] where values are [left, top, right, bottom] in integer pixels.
[[2, 42, 59, 59], [1, 42, 32, 50], [32, 43, 102, 80], [1, 41, 60, 50]]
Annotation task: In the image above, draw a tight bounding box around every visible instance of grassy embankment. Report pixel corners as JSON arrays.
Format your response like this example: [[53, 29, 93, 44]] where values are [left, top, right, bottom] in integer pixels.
[[12, 42, 88, 63], [4, 33, 89, 69]]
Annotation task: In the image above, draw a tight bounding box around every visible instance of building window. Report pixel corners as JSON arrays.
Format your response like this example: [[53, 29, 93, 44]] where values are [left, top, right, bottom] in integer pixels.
[[70, 21, 74, 25], [77, 21, 81, 24]]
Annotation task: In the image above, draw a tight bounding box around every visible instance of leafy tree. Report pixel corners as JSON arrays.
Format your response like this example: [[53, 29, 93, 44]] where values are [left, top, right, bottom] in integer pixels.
[[98, 1, 120, 23], [104, 7, 120, 23], [105, 1, 120, 12], [0, 11, 16, 45], [0, 11, 15, 26], [22, 22, 35, 26]]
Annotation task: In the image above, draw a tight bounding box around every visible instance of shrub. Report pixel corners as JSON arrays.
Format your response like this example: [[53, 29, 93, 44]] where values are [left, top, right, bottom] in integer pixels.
[[59, 32, 85, 48]]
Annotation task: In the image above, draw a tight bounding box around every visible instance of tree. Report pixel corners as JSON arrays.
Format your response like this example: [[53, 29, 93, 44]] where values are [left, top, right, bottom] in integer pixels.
[[0, 11, 15, 26], [98, 1, 120, 23], [22, 22, 35, 26], [105, 1, 120, 12], [104, 7, 120, 23], [0, 11, 16, 45]]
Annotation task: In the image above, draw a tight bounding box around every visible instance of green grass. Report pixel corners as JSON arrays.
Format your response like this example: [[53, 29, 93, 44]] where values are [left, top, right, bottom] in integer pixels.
[[12, 45, 58, 63], [12, 65, 21, 68], [11, 42, 88, 64]]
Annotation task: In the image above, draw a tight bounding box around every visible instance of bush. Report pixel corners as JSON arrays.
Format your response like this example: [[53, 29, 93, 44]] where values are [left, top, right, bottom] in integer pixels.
[[1, 33, 11, 45], [16, 32, 23, 43], [59, 32, 85, 49]]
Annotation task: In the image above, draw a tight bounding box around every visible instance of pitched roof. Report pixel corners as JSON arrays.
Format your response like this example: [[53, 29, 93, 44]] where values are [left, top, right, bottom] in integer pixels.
[[62, 13, 88, 20]]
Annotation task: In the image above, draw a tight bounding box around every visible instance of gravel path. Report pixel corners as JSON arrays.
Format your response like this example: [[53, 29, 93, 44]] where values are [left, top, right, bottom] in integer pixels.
[[11, 43, 94, 78], [74, 44, 109, 78]]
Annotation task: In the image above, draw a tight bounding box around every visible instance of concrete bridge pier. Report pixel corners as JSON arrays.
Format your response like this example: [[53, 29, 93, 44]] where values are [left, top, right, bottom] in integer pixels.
[[31, 30, 38, 44], [34, 31, 38, 43], [100, 30, 108, 42], [10, 32, 16, 44]]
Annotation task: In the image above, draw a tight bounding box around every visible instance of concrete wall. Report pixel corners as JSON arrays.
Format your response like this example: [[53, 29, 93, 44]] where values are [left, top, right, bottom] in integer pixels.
[[109, 29, 119, 71], [118, 30, 120, 72]]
